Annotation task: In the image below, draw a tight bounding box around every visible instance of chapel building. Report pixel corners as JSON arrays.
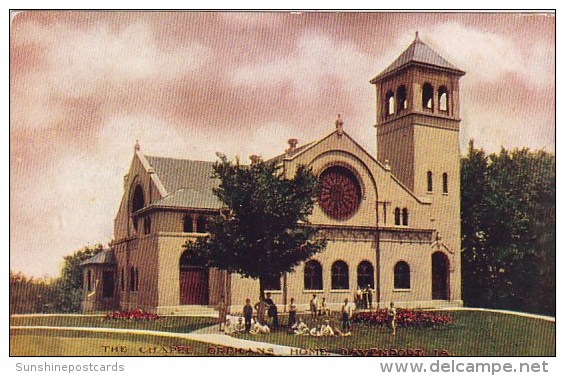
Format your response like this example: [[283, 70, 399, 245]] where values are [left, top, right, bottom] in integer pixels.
[[82, 34, 465, 314]]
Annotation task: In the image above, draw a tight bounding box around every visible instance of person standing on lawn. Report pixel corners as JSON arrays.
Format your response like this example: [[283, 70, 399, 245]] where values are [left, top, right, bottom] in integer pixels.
[[288, 297, 297, 327], [356, 286, 363, 309], [243, 298, 253, 332], [254, 298, 268, 325], [341, 298, 353, 333], [367, 285, 373, 310], [310, 294, 319, 320], [389, 301, 397, 336], [217, 294, 227, 331], [264, 292, 279, 329]]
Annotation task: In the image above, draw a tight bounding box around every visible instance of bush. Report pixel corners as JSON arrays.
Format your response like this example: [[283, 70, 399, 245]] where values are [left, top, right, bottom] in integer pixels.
[[105, 309, 162, 321], [352, 309, 453, 328]]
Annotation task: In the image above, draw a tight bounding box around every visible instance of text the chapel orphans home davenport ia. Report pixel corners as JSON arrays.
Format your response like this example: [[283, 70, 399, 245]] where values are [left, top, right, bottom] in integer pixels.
[[82, 33, 464, 314]]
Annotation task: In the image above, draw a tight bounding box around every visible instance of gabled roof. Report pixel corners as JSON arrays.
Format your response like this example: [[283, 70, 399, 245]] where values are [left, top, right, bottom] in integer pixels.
[[371, 33, 464, 82], [81, 249, 115, 266], [144, 156, 222, 210]]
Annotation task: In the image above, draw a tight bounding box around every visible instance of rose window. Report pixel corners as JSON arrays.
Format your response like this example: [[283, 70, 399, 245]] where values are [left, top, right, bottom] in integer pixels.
[[319, 166, 361, 220]]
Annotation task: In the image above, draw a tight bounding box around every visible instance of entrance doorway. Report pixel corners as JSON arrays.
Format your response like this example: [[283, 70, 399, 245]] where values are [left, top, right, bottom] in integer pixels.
[[179, 250, 209, 305], [432, 252, 449, 300]]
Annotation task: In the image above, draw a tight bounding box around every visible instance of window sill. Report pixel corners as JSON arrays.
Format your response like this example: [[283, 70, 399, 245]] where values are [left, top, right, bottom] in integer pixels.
[[264, 290, 282, 294], [303, 290, 324, 294], [427, 191, 433, 195], [330, 289, 350, 293], [393, 288, 411, 293], [442, 192, 449, 196]]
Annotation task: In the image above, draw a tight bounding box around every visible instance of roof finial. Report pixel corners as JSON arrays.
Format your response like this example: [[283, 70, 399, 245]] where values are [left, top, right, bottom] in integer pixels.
[[335, 114, 344, 136], [415, 31, 420, 42], [134, 140, 140, 151]]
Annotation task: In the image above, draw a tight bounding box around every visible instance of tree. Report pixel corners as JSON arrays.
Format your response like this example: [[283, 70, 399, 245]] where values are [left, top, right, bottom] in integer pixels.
[[185, 155, 327, 300], [52, 244, 104, 312], [10, 271, 56, 314], [461, 141, 555, 315]]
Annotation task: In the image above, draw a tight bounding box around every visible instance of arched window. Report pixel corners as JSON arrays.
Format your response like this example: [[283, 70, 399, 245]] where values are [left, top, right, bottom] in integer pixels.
[[86, 270, 92, 291], [130, 266, 138, 292], [183, 215, 193, 233], [144, 217, 151, 235], [121, 268, 125, 292], [136, 268, 140, 291], [394, 207, 401, 226], [331, 260, 349, 290], [385, 91, 395, 116], [422, 83, 434, 110], [196, 216, 207, 233], [438, 86, 448, 112], [427, 171, 433, 192], [442, 173, 448, 194], [304, 260, 323, 290], [394, 261, 410, 289], [131, 185, 145, 231], [357, 261, 374, 290], [396, 85, 407, 113], [402, 208, 409, 226]]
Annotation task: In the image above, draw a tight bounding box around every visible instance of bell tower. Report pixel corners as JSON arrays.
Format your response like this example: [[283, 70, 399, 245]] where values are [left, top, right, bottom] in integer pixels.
[[371, 32, 465, 195], [371, 33, 466, 304]]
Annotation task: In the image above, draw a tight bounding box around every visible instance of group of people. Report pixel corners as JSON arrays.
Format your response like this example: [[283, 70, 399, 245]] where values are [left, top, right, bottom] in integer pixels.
[[217, 292, 397, 336], [308, 294, 331, 319], [355, 284, 374, 310]]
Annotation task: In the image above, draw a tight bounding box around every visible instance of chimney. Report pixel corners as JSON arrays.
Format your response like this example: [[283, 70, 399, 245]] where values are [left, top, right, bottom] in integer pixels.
[[134, 140, 140, 152], [286, 138, 298, 156]]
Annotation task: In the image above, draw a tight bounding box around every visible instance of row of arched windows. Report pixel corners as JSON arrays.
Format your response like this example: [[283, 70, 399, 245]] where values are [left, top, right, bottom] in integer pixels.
[[303, 260, 375, 291], [183, 215, 208, 233], [301, 260, 412, 291], [394, 207, 409, 226], [385, 85, 408, 116], [427, 171, 449, 194], [385, 83, 449, 117]]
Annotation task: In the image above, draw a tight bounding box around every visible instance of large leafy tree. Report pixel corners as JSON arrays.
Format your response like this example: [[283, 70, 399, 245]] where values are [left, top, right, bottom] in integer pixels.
[[186, 155, 327, 300], [10, 244, 105, 313], [9, 271, 56, 313], [461, 141, 555, 315], [52, 244, 104, 312]]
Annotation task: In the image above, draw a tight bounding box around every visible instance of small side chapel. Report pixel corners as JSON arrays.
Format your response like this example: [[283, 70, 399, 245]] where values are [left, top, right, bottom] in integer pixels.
[[82, 34, 465, 314]]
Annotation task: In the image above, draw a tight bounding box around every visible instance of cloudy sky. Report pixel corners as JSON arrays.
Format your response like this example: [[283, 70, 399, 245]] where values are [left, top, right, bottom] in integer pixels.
[[10, 11, 554, 277]]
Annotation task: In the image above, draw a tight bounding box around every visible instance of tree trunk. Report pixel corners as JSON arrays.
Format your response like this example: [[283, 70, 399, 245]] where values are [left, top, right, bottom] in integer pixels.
[[259, 277, 265, 301]]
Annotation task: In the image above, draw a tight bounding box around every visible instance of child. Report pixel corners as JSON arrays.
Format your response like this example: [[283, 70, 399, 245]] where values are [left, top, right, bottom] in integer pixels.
[[320, 319, 335, 336], [235, 317, 246, 333]]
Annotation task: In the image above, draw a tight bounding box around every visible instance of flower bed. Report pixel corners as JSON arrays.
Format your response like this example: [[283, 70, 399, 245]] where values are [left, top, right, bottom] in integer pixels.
[[105, 309, 162, 321], [352, 309, 453, 328]]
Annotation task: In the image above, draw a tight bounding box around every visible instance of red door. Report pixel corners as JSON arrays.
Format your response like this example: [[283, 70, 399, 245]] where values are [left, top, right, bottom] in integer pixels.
[[180, 267, 209, 305]]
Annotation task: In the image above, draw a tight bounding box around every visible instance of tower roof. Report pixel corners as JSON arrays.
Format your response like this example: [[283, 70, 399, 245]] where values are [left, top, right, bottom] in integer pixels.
[[371, 32, 465, 82]]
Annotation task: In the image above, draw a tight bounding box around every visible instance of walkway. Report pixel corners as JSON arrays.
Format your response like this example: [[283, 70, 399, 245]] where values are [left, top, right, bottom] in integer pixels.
[[10, 325, 323, 356]]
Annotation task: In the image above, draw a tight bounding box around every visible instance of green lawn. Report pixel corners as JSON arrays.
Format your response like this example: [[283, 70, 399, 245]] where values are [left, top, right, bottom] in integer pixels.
[[10, 311, 555, 356], [10, 328, 255, 356], [236, 311, 555, 356]]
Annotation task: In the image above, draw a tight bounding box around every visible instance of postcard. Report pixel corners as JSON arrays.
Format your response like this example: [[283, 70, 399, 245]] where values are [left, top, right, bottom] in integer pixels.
[[9, 11, 555, 360]]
